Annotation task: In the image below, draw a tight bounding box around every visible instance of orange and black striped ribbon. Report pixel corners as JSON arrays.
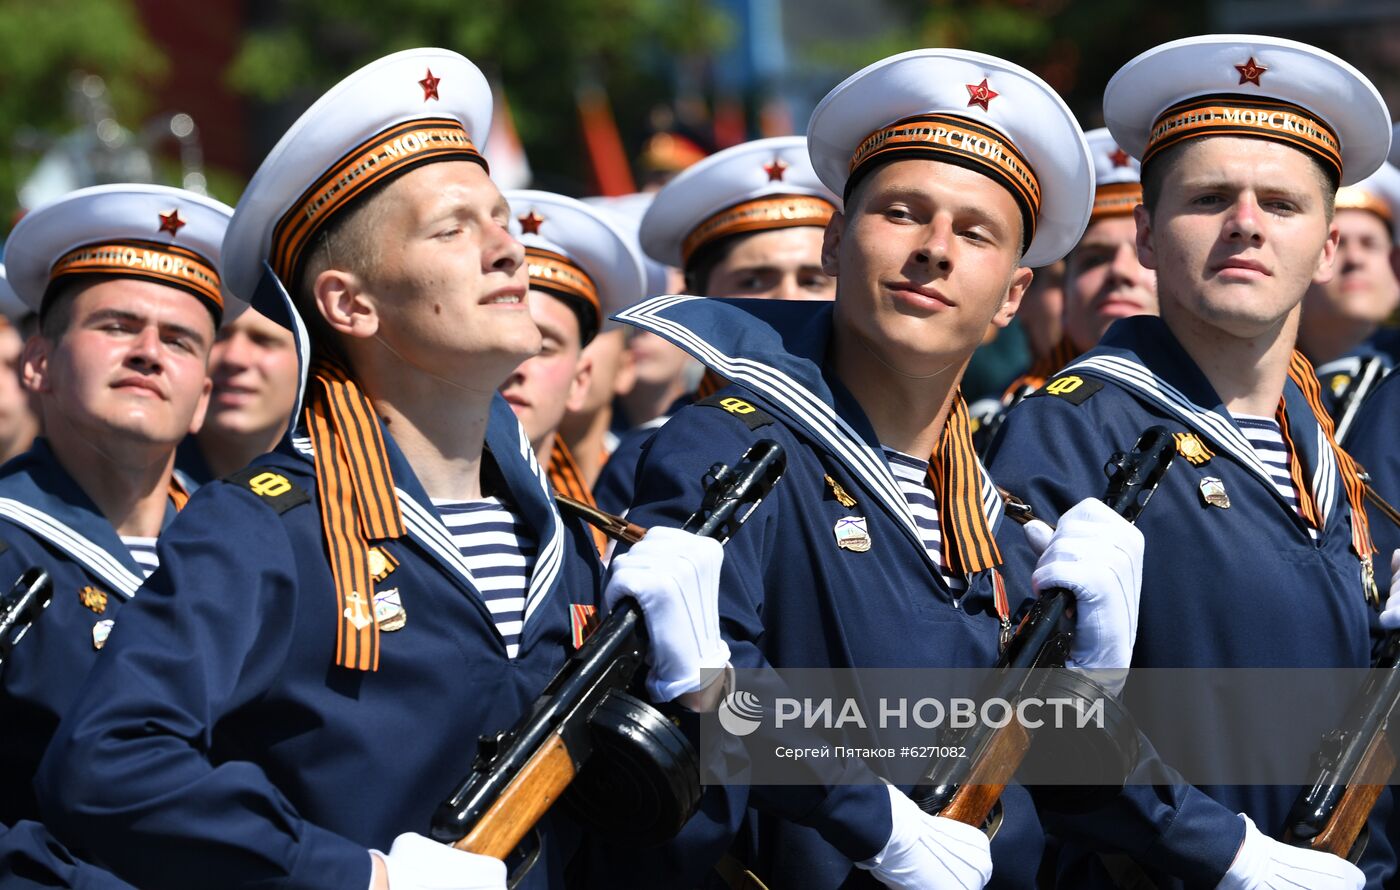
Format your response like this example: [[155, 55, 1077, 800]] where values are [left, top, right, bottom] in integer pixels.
[[304, 357, 406, 671], [693, 369, 728, 402], [548, 439, 608, 557], [1001, 337, 1080, 403], [1285, 352, 1374, 561], [168, 475, 190, 512], [928, 393, 1004, 608]]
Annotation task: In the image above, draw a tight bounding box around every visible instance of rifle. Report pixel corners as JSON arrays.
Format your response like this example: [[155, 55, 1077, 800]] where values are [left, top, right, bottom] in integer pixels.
[[1330, 355, 1386, 446], [912, 426, 1175, 828], [0, 568, 53, 673], [1282, 481, 1400, 860], [1282, 634, 1400, 862], [431, 441, 786, 866]]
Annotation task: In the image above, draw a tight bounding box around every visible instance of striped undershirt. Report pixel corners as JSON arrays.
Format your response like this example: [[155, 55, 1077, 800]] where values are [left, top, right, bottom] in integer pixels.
[[120, 535, 160, 578], [883, 447, 966, 591], [1232, 414, 1317, 538], [432, 496, 536, 658]]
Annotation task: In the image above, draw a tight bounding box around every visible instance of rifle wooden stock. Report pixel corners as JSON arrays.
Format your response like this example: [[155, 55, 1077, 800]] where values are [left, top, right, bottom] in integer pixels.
[[432, 441, 787, 868], [914, 427, 1174, 826], [1290, 729, 1394, 857], [940, 722, 1032, 827], [1285, 632, 1400, 858], [454, 733, 577, 859]]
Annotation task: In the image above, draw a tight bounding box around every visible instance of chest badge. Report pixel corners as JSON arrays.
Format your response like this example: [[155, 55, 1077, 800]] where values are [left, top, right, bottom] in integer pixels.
[[368, 547, 398, 583], [344, 591, 373, 631], [834, 516, 872, 552], [91, 619, 115, 650], [825, 474, 857, 508], [1199, 476, 1231, 509], [78, 585, 108, 614], [374, 588, 407, 632], [1174, 432, 1214, 466]]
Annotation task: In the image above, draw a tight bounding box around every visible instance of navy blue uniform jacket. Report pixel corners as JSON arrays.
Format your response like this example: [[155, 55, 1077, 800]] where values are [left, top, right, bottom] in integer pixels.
[[591, 295, 1044, 889], [987, 316, 1394, 888], [33, 398, 603, 890], [0, 440, 168, 889]]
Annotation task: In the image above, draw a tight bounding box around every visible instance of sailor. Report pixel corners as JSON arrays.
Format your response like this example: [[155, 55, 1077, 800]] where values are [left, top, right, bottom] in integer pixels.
[[0, 183, 236, 888], [174, 303, 299, 488], [0, 267, 39, 464], [1000, 127, 1157, 403], [596, 136, 840, 513], [597, 48, 1145, 889], [987, 34, 1394, 889], [497, 189, 645, 552], [1297, 161, 1400, 418], [34, 48, 728, 890]]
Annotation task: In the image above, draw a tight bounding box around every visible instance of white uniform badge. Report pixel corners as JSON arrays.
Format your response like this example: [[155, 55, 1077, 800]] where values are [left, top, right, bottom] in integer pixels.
[[92, 619, 115, 650], [1199, 477, 1230, 509], [834, 516, 872, 552], [374, 588, 407, 632]]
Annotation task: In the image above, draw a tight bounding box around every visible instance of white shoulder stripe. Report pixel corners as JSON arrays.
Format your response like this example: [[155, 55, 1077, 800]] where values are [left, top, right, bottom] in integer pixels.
[[619, 297, 947, 572], [1066, 355, 1340, 528], [0, 499, 142, 597], [514, 413, 563, 625]]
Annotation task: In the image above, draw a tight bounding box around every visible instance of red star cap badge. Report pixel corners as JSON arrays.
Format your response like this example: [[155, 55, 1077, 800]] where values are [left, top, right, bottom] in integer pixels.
[[419, 68, 441, 101], [763, 158, 788, 182], [1109, 148, 1131, 168], [519, 210, 545, 235], [966, 78, 998, 112], [158, 209, 185, 236], [1235, 57, 1267, 86]]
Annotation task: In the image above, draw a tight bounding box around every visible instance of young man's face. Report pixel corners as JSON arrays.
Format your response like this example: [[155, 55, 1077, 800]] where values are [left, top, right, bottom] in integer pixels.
[[706, 227, 835, 301], [824, 158, 1030, 374], [0, 321, 36, 457], [365, 161, 537, 384], [1300, 208, 1399, 327], [1136, 137, 1338, 341], [24, 278, 214, 448], [568, 327, 632, 418], [1063, 215, 1158, 352], [499, 291, 590, 452], [205, 307, 298, 439]]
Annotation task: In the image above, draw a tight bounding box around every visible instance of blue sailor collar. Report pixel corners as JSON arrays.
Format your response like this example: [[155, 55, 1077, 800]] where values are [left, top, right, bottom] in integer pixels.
[[289, 393, 567, 639], [1314, 328, 1400, 381], [615, 294, 1004, 579], [0, 439, 176, 598], [1066, 315, 1342, 530]]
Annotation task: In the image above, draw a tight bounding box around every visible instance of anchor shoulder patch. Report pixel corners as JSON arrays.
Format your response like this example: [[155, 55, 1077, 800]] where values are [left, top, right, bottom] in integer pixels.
[[1027, 374, 1104, 405], [225, 467, 311, 514], [696, 393, 775, 430]]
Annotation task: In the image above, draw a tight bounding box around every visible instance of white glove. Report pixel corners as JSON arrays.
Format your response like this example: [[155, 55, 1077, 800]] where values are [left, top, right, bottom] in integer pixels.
[[1217, 814, 1363, 890], [603, 526, 730, 702], [1025, 498, 1143, 696], [370, 833, 506, 890], [855, 783, 992, 890], [1378, 549, 1400, 630]]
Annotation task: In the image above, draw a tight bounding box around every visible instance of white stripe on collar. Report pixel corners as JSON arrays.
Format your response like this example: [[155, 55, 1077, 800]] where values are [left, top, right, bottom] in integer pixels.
[[0, 498, 143, 597], [619, 295, 1003, 577], [514, 415, 563, 625], [1064, 354, 1338, 528]]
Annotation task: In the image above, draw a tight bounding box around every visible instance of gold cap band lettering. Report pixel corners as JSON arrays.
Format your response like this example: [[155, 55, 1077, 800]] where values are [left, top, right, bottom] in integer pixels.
[[526, 246, 601, 329], [681, 195, 836, 265], [1334, 186, 1392, 223], [51, 240, 223, 319], [849, 113, 1040, 243], [1144, 95, 1341, 181], [1091, 182, 1143, 222], [272, 117, 485, 285]]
